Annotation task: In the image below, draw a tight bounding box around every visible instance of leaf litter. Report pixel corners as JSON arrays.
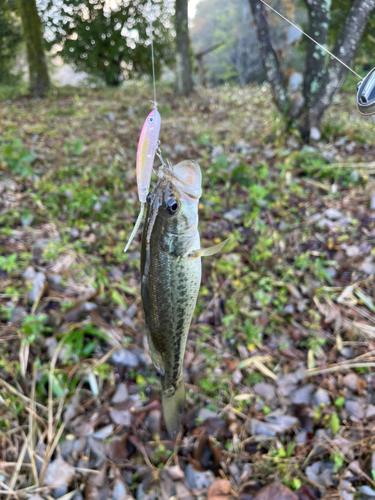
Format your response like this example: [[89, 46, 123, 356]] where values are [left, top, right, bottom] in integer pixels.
[[0, 83, 375, 498]]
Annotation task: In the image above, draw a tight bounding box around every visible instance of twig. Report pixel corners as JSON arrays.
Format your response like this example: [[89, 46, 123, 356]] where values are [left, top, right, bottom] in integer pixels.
[[107, 460, 136, 499], [39, 334, 69, 484], [0, 463, 32, 468], [0, 380, 46, 411], [300, 161, 375, 170], [137, 441, 156, 471], [6, 437, 27, 498], [24, 408, 48, 431], [74, 467, 101, 475], [85, 344, 124, 374], [27, 368, 39, 487], [306, 362, 375, 376], [0, 482, 17, 497], [324, 433, 375, 489]]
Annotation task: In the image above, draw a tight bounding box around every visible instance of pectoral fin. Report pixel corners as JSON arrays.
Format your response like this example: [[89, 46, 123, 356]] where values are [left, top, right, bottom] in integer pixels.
[[189, 237, 230, 258]]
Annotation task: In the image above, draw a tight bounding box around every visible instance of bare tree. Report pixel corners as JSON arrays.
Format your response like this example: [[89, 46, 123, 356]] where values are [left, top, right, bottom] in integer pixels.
[[232, 1, 264, 87], [248, 0, 375, 140], [175, 0, 193, 95], [308, 0, 375, 136], [248, 0, 289, 113], [17, 0, 50, 97]]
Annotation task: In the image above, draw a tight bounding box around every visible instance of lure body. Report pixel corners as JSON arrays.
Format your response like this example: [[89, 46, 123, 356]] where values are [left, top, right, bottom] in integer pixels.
[[124, 107, 161, 253], [136, 108, 161, 203]]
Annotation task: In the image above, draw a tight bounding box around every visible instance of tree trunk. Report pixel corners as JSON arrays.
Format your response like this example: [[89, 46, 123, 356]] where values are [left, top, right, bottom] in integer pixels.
[[248, 0, 375, 141], [17, 0, 50, 97], [248, 0, 290, 114], [175, 0, 193, 96], [302, 0, 331, 109], [308, 0, 375, 138]]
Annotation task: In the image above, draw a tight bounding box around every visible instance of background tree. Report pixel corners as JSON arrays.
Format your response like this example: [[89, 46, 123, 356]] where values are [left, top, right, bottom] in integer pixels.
[[191, 0, 262, 86], [191, 0, 305, 87], [330, 0, 375, 69], [42, 0, 174, 86], [175, 0, 193, 95], [0, 0, 22, 84], [248, 0, 375, 140], [17, 0, 50, 96]]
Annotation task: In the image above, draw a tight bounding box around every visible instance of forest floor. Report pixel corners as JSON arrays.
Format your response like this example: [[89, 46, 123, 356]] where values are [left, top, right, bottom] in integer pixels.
[[0, 82, 375, 500]]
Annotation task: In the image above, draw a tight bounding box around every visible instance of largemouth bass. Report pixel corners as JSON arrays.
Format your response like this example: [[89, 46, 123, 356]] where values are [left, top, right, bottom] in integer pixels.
[[140, 160, 228, 438]]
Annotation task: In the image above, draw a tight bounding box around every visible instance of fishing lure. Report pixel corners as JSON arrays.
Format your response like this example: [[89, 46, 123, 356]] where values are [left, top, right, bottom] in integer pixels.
[[357, 68, 375, 124], [124, 106, 161, 253], [137, 107, 161, 204]]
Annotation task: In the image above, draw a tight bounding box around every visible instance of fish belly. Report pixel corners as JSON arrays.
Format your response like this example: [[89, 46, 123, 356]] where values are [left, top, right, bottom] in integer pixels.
[[142, 245, 201, 389]]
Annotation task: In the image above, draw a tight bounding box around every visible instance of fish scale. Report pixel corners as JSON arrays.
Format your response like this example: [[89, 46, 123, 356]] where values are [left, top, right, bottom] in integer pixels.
[[147, 250, 201, 385]]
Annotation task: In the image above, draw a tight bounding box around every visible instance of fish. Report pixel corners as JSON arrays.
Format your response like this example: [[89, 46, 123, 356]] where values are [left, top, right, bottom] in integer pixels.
[[140, 160, 229, 438]]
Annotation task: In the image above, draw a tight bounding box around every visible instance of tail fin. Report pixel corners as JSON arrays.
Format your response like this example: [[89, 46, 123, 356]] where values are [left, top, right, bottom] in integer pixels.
[[161, 378, 186, 440]]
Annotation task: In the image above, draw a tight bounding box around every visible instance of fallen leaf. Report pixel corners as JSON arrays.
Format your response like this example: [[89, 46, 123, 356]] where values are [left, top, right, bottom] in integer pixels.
[[109, 408, 131, 426], [354, 288, 375, 312], [108, 434, 138, 463], [253, 482, 298, 500], [86, 464, 108, 500], [237, 356, 278, 381], [207, 479, 232, 500], [193, 433, 222, 470], [43, 456, 75, 490], [298, 484, 317, 500], [166, 465, 185, 481], [337, 286, 357, 306], [175, 481, 195, 500]]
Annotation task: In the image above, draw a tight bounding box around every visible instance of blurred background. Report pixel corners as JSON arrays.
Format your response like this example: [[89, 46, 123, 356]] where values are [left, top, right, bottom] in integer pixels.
[[1, 1, 375, 499]]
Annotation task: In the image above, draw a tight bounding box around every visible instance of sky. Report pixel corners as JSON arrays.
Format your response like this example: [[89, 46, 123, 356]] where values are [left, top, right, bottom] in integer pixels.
[[189, 0, 201, 18]]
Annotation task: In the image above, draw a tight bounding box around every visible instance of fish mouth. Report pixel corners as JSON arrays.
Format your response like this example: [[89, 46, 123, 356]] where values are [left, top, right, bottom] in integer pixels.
[[158, 160, 202, 200]]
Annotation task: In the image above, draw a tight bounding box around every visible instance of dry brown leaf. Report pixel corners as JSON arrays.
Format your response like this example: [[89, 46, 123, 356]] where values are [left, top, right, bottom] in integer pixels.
[[254, 482, 298, 500], [86, 464, 108, 500], [108, 434, 138, 463], [192, 434, 222, 470], [207, 479, 232, 500]]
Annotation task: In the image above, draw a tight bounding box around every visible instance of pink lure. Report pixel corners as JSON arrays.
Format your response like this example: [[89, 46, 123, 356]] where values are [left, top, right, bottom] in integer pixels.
[[124, 107, 161, 253], [136, 108, 161, 203]]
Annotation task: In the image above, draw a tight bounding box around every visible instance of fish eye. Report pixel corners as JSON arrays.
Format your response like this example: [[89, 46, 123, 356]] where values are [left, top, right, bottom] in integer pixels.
[[166, 198, 179, 215], [148, 116, 155, 123]]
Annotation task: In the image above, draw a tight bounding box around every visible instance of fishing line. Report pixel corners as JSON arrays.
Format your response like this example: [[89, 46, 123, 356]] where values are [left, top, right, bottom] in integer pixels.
[[258, 0, 362, 79], [148, 0, 157, 106], [124, 0, 160, 252]]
